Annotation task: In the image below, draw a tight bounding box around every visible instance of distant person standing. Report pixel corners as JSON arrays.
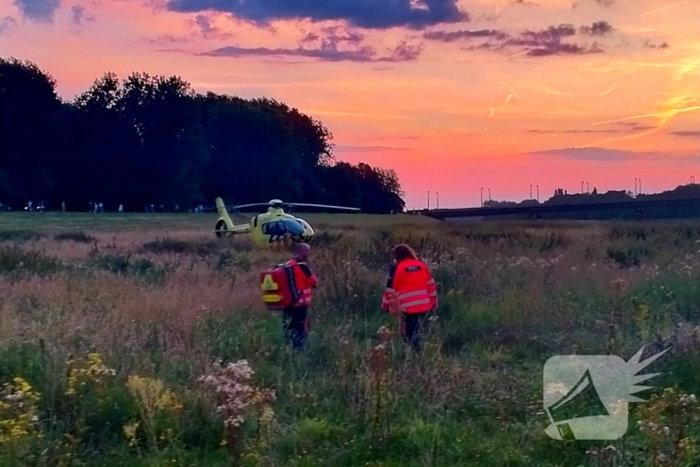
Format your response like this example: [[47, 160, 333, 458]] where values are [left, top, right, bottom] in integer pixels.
[[118, 204, 123, 213], [282, 243, 318, 349], [61, 201, 66, 213], [381, 244, 438, 352]]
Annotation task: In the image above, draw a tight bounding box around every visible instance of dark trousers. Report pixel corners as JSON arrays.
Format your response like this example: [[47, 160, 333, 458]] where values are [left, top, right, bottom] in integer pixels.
[[283, 305, 308, 349], [401, 311, 430, 352]]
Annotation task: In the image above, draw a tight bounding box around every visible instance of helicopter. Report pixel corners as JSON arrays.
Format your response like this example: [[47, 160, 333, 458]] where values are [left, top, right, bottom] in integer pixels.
[[211, 197, 360, 245]]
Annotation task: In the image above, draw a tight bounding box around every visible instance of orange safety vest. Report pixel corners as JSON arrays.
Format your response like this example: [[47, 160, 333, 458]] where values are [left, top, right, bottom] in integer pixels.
[[286, 259, 317, 306], [381, 258, 437, 314]]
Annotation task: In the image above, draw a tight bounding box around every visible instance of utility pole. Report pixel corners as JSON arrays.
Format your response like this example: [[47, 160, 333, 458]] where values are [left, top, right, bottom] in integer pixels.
[[530, 184, 532, 200], [480, 187, 483, 207], [488, 188, 491, 201], [634, 178, 637, 196], [639, 179, 641, 194], [581, 181, 584, 194], [436, 191, 439, 209], [537, 185, 539, 202], [427, 191, 430, 210]]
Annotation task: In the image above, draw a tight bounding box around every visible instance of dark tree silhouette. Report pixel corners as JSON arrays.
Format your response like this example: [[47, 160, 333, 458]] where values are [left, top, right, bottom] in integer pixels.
[[0, 57, 406, 213], [0, 57, 63, 204]]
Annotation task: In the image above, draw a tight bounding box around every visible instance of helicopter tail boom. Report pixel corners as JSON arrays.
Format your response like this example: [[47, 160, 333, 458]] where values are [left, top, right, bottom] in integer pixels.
[[214, 197, 252, 237], [215, 197, 233, 223]]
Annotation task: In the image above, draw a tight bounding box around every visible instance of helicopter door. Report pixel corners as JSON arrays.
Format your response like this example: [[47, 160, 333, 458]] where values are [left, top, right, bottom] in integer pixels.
[[262, 219, 305, 242]]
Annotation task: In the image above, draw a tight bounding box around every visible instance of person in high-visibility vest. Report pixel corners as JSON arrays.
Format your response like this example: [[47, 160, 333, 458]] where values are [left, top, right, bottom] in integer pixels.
[[381, 244, 437, 351], [283, 242, 318, 349]]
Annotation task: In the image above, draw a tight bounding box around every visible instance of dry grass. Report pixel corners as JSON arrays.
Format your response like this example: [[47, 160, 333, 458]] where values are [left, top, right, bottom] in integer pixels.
[[0, 214, 700, 465]]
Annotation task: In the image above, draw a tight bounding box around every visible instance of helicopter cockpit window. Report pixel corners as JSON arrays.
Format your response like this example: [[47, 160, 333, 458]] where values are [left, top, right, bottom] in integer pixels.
[[262, 219, 306, 237]]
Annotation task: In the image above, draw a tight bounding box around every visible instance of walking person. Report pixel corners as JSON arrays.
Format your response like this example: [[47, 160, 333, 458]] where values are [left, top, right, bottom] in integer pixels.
[[282, 243, 317, 349], [381, 244, 438, 352]]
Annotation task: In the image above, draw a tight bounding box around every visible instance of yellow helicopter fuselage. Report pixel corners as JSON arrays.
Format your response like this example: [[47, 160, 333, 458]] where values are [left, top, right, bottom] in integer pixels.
[[214, 198, 314, 245], [247, 208, 314, 244]]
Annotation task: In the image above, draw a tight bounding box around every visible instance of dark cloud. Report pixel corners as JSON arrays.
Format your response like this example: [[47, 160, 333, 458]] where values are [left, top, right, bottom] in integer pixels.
[[70, 5, 95, 27], [193, 14, 216, 36], [579, 20, 613, 36], [669, 130, 700, 138], [201, 45, 376, 62], [466, 39, 603, 57], [643, 39, 669, 49], [301, 26, 364, 44], [497, 22, 608, 57], [0, 15, 18, 34], [12, 0, 61, 23], [188, 13, 232, 39], [165, 0, 469, 30], [390, 41, 424, 61], [522, 41, 600, 57], [521, 24, 577, 41], [238, 26, 425, 62], [425, 21, 612, 57], [200, 39, 423, 63], [615, 122, 656, 131], [423, 29, 508, 42], [520, 21, 612, 40]]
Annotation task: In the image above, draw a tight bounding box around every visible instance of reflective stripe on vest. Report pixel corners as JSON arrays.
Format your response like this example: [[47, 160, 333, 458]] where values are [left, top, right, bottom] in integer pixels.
[[398, 291, 432, 313], [427, 278, 437, 298], [299, 288, 312, 305]]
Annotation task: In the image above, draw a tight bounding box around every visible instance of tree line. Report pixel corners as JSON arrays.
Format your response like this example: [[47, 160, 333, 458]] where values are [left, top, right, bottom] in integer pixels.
[[0, 57, 405, 213]]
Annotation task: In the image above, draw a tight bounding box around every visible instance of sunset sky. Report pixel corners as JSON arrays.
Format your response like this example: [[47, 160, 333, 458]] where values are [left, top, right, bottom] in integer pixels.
[[1, 0, 699, 209]]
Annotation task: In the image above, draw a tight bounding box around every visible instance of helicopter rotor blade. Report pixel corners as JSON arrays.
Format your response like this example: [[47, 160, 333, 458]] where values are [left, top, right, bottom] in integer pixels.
[[205, 199, 360, 211], [227, 203, 273, 210], [284, 203, 360, 211]]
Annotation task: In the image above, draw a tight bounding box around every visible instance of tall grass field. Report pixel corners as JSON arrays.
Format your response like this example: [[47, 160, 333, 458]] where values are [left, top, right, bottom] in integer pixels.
[[1, 212, 699, 466]]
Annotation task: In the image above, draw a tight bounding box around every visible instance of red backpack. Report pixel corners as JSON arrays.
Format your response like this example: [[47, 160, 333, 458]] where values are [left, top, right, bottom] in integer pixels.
[[259, 263, 299, 310]]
